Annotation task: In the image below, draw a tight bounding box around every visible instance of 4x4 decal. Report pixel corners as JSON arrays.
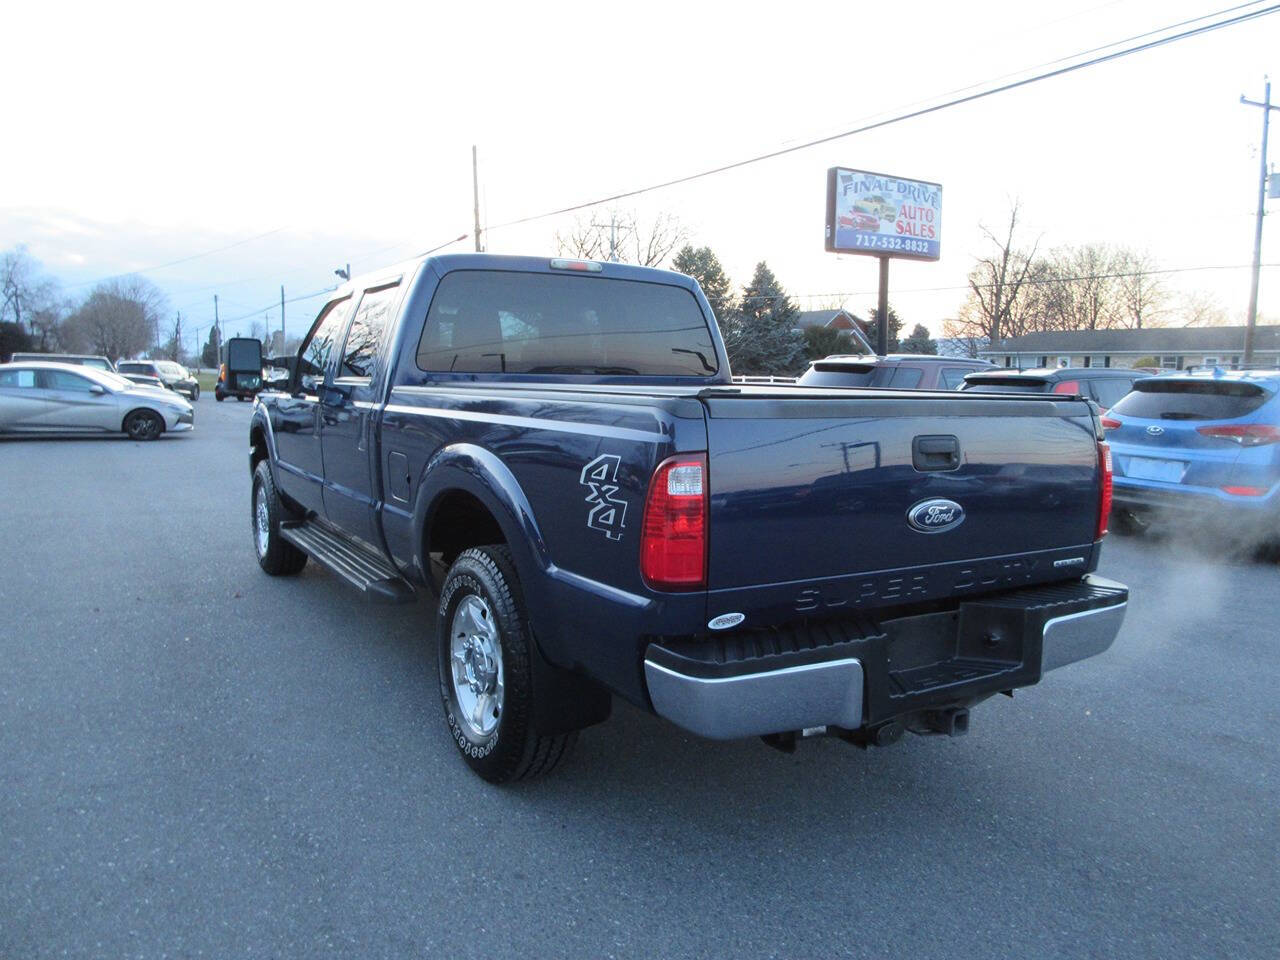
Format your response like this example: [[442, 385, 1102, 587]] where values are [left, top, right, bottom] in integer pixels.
[[579, 454, 628, 541]]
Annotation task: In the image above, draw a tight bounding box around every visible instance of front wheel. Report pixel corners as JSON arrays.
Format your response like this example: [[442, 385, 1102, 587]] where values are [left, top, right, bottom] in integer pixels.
[[252, 460, 307, 575], [124, 409, 163, 441], [437, 545, 575, 783], [191, 385, 200, 402]]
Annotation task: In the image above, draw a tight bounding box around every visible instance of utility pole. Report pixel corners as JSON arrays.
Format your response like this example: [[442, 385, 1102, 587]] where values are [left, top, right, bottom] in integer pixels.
[[472, 145, 483, 252], [214, 294, 221, 351], [876, 256, 890, 355], [1242, 78, 1278, 366], [591, 211, 627, 262], [280, 285, 286, 354]]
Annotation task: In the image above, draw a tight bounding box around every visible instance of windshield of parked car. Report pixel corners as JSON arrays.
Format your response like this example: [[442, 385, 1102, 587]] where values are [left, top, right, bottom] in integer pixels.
[[1109, 379, 1272, 420], [155, 361, 185, 377], [416, 270, 718, 376]]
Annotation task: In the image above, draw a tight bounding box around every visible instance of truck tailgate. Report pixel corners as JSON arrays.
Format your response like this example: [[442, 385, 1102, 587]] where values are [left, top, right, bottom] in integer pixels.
[[701, 391, 1102, 624]]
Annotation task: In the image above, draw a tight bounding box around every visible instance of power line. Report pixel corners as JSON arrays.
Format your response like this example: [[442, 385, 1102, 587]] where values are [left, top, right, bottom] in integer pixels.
[[64, 226, 290, 289], [485, 3, 1279, 233], [735, 262, 1280, 304]]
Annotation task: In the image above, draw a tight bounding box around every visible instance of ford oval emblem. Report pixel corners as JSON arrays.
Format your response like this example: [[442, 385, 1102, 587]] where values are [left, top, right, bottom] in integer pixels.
[[907, 498, 965, 533]]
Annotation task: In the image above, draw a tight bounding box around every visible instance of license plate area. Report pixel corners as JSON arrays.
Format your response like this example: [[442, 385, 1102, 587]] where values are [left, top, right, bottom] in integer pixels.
[[1125, 455, 1187, 483]]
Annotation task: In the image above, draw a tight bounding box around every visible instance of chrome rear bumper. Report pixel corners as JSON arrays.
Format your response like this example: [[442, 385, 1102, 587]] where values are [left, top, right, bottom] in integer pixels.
[[644, 576, 1128, 740]]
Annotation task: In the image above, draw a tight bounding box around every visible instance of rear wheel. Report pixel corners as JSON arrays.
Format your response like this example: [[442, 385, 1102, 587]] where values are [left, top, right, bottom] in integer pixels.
[[252, 460, 307, 575], [124, 409, 163, 441], [437, 545, 575, 783], [215, 391, 225, 402], [191, 385, 200, 402]]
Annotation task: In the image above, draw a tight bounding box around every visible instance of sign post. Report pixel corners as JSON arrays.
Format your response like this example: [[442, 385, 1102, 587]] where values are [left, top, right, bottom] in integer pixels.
[[825, 167, 942, 355]]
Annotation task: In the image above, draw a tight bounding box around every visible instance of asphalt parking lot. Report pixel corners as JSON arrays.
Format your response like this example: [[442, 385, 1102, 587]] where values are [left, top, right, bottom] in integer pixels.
[[2, 399, 1277, 959]]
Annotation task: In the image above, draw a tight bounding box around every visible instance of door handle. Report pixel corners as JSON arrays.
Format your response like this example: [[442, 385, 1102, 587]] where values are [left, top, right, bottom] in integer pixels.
[[912, 435, 961, 471]]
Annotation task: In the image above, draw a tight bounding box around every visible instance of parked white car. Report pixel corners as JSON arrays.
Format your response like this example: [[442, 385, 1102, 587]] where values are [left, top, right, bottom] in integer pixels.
[[0, 361, 194, 440]]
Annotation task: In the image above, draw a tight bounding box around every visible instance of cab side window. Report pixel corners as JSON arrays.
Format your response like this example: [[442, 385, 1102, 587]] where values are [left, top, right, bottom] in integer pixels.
[[939, 367, 971, 389], [339, 282, 400, 380], [296, 297, 352, 390]]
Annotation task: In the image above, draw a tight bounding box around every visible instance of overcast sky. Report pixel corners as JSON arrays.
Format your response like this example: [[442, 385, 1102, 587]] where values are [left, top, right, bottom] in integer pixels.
[[3, 0, 1279, 350]]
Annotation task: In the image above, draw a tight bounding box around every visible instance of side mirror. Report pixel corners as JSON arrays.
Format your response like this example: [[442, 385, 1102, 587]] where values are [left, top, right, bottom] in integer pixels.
[[89, 384, 107, 396], [299, 373, 322, 393]]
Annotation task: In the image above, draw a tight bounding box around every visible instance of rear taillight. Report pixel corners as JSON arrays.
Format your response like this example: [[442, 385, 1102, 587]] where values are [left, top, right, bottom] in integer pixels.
[[1221, 485, 1267, 497], [1100, 416, 1121, 430], [1096, 441, 1112, 539], [1195, 424, 1280, 446], [218, 363, 227, 384], [641, 454, 707, 590]]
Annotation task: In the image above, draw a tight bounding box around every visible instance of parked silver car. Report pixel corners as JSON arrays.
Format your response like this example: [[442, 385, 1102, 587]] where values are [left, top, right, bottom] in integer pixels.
[[0, 361, 194, 440]]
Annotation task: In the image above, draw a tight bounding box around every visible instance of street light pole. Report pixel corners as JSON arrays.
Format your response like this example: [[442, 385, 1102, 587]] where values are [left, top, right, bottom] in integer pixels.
[[1241, 78, 1278, 366]]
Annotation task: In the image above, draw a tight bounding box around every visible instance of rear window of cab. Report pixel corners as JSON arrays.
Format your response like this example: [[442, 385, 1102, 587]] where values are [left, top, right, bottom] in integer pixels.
[[415, 270, 718, 377]]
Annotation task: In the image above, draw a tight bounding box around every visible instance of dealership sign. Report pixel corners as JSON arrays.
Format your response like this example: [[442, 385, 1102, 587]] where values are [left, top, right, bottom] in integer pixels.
[[825, 167, 942, 261]]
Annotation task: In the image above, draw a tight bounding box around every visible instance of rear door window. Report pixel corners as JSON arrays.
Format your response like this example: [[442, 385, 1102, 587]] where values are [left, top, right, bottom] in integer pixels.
[[0, 368, 36, 388], [887, 367, 923, 388], [1110, 380, 1272, 421], [939, 367, 971, 389], [339, 283, 400, 380], [416, 270, 717, 376]]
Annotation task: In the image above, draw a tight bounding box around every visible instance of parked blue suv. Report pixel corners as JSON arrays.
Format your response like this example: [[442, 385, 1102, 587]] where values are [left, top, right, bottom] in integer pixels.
[[1104, 369, 1280, 545]]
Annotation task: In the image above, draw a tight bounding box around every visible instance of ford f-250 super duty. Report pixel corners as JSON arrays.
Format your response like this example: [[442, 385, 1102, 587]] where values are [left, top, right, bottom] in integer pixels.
[[248, 253, 1127, 783]]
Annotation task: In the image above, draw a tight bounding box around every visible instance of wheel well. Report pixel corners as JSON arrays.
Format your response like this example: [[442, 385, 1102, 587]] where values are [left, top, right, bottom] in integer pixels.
[[250, 426, 268, 474], [426, 490, 507, 572]]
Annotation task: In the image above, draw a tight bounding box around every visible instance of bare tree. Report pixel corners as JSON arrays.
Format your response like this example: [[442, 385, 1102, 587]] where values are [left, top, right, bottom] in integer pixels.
[[949, 199, 1041, 347], [1181, 290, 1230, 326], [1038, 244, 1126, 332], [63, 276, 168, 361], [1, 245, 61, 339], [554, 210, 687, 268], [1114, 249, 1169, 329]]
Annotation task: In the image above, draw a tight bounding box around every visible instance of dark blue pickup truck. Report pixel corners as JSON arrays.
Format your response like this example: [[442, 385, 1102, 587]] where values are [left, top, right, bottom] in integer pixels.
[[248, 254, 1127, 782]]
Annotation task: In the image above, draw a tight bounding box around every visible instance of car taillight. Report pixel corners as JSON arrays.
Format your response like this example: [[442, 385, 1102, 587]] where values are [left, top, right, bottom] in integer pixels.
[[1097, 441, 1112, 539], [1100, 416, 1121, 430], [640, 454, 707, 590], [1221, 485, 1266, 497], [1195, 424, 1280, 446], [218, 363, 227, 384]]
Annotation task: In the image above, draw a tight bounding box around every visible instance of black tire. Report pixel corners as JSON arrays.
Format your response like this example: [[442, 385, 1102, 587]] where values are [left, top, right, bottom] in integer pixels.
[[252, 460, 307, 576], [215, 391, 225, 403], [123, 409, 163, 441], [237, 395, 248, 402], [437, 545, 576, 783], [191, 385, 200, 402]]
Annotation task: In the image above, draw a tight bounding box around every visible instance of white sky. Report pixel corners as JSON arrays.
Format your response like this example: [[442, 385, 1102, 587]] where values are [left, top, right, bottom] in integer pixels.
[[3, 0, 1279, 349]]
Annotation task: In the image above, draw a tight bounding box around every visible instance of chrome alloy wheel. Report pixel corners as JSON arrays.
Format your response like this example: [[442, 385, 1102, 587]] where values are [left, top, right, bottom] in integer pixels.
[[449, 594, 505, 739], [254, 484, 270, 559]]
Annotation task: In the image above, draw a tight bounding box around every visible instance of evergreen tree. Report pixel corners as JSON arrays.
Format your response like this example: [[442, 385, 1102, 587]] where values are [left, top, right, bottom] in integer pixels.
[[200, 324, 222, 368], [861, 305, 903, 353], [671, 245, 734, 318], [900, 323, 937, 355], [721, 261, 806, 375], [802, 324, 860, 361]]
